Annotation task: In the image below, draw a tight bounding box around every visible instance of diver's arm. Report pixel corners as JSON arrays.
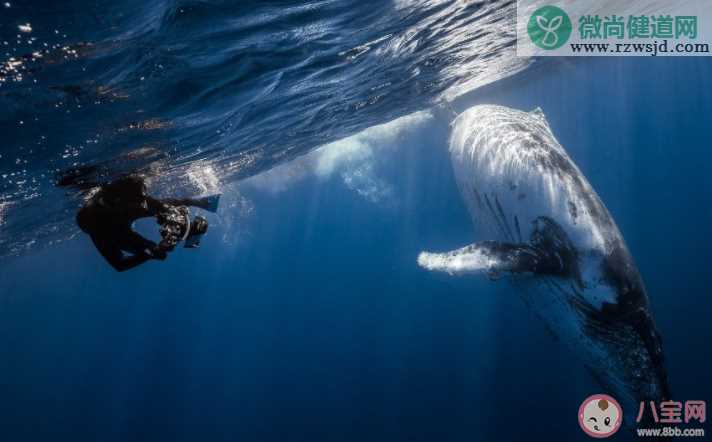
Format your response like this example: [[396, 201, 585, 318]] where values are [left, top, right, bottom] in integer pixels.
[[92, 192, 152, 220], [90, 234, 153, 272], [145, 196, 171, 215]]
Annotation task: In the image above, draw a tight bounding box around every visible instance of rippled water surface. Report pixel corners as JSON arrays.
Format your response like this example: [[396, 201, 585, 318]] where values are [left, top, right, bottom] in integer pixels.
[[0, 0, 529, 257]]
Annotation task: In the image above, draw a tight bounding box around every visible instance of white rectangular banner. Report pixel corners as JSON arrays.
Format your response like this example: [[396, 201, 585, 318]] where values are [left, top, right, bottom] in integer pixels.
[[517, 0, 712, 56]]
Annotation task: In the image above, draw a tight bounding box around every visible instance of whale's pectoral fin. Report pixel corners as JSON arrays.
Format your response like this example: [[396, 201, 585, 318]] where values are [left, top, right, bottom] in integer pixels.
[[417, 241, 564, 279]]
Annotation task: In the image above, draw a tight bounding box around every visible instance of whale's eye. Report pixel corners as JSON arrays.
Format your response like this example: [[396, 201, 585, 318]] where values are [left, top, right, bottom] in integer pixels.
[[604, 417, 611, 426], [588, 417, 597, 422]]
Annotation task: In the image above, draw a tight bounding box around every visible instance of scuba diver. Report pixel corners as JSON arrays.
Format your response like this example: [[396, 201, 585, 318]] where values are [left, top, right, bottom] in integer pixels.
[[75, 175, 219, 272]]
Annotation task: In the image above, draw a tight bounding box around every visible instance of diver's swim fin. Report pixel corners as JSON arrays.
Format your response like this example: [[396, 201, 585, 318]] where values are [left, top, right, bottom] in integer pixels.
[[417, 241, 561, 278], [199, 194, 221, 213]]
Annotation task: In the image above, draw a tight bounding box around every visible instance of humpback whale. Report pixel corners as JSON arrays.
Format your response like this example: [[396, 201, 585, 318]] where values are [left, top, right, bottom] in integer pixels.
[[418, 105, 669, 418]]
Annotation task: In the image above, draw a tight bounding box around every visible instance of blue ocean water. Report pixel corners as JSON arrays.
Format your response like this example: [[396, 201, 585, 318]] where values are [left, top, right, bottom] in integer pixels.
[[1, 1, 711, 441]]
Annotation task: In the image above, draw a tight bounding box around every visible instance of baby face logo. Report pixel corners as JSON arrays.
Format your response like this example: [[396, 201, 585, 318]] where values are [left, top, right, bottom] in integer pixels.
[[578, 394, 623, 438], [527, 5, 572, 50]]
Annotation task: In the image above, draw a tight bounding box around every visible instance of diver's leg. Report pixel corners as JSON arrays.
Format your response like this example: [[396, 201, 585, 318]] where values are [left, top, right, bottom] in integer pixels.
[[150, 195, 220, 213], [162, 197, 208, 209], [144, 191, 220, 217], [177, 194, 220, 212]]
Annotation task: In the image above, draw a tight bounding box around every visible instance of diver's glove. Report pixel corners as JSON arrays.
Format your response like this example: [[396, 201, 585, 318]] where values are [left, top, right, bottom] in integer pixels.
[[145, 245, 168, 260], [153, 247, 168, 260]]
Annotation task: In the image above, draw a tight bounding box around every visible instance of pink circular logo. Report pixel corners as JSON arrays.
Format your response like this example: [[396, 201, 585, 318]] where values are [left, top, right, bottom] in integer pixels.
[[578, 394, 623, 438]]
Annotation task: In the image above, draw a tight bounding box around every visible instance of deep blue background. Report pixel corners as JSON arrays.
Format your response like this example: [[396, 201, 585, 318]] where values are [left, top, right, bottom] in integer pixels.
[[1, 56, 712, 441]]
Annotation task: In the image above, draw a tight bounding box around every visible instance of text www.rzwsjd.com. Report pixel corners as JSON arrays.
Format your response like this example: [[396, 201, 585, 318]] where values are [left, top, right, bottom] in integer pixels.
[[570, 40, 710, 56]]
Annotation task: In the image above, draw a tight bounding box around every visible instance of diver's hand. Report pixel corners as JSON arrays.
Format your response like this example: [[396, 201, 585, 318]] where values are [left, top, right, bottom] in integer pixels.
[[146, 246, 167, 261]]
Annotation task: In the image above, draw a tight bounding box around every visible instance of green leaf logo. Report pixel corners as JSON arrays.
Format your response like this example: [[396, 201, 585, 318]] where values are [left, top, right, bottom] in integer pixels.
[[528, 5, 572, 50]]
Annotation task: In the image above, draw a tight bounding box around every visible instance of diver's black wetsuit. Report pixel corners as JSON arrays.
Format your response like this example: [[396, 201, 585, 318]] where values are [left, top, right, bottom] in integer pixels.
[[76, 176, 206, 272]]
